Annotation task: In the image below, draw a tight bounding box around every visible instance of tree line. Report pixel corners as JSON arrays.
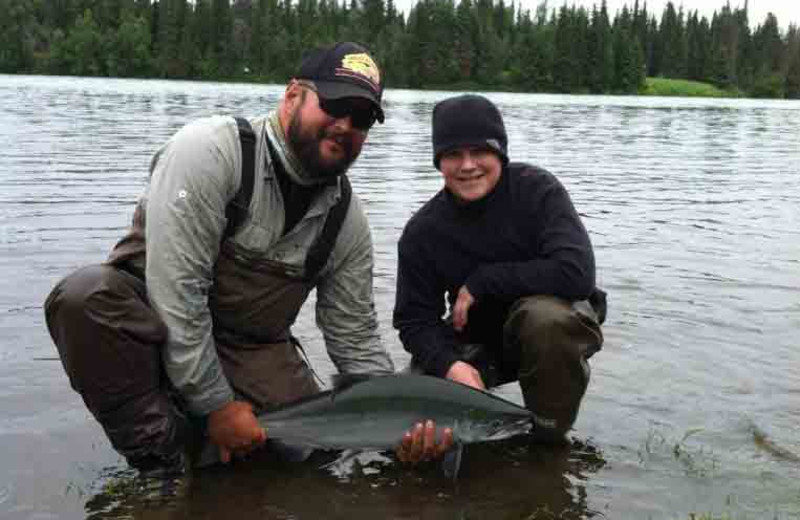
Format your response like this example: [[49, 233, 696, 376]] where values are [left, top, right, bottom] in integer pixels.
[[2, 0, 799, 98]]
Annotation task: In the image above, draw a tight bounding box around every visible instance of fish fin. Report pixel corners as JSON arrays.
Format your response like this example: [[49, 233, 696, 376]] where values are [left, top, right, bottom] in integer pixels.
[[442, 443, 464, 481], [331, 373, 374, 392], [318, 449, 363, 478]]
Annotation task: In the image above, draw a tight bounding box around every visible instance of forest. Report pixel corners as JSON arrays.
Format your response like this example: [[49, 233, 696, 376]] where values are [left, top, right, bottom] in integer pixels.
[[2, 0, 799, 98]]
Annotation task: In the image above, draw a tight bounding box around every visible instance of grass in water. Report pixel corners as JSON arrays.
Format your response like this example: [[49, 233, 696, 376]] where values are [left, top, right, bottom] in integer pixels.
[[638, 426, 720, 478]]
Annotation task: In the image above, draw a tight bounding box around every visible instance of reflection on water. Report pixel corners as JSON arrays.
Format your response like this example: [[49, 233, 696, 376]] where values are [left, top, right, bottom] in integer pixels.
[[1, 75, 799, 519], [84, 438, 606, 520]]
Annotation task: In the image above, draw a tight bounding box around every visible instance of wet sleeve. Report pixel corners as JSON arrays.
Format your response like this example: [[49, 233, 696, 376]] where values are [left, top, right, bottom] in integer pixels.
[[145, 116, 240, 416], [392, 225, 461, 378], [315, 196, 395, 376], [465, 176, 595, 303]]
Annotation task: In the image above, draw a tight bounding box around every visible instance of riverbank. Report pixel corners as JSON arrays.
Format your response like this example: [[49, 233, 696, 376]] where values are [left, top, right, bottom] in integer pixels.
[[640, 77, 738, 98], [2, 72, 747, 100]]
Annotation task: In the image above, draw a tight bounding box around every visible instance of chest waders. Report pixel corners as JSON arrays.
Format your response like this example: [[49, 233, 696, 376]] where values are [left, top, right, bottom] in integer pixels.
[[211, 118, 352, 411], [43, 118, 352, 473]]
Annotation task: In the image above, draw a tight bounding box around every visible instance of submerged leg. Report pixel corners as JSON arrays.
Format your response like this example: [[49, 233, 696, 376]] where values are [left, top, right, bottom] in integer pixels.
[[44, 264, 189, 474], [503, 295, 603, 440]]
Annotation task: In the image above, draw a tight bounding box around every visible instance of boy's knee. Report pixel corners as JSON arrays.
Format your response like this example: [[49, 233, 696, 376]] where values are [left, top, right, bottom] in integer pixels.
[[507, 294, 570, 332], [504, 294, 602, 362]]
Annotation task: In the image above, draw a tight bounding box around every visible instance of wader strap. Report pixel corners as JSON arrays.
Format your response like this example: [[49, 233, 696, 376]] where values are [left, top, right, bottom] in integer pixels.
[[223, 117, 256, 240], [304, 175, 352, 281], [224, 117, 352, 281]]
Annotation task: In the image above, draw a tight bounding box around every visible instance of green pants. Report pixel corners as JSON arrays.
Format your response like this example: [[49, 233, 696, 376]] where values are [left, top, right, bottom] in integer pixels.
[[504, 295, 603, 437], [421, 294, 604, 439]]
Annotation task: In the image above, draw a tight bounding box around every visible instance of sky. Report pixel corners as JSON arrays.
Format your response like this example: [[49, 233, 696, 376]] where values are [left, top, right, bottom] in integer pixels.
[[394, 0, 800, 30]]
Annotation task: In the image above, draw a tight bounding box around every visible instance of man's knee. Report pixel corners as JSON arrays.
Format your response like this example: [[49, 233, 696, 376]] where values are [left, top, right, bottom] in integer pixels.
[[44, 265, 186, 469], [44, 264, 167, 409], [46, 265, 117, 383], [45, 264, 151, 336]]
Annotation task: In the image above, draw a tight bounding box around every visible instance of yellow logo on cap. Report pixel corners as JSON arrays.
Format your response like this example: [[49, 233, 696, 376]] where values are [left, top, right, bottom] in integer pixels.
[[339, 53, 381, 87]]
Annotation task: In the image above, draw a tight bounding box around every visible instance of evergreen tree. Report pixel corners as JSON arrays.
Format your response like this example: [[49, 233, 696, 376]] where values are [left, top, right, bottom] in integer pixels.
[[753, 12, 784, 74], [0, 0, 37, 72], [751, 12, 786, 97], [785, 25, 800, 98], [155, 0, 188, 77], [612, 5, 645, 92], [453, 0, 476, 82], [709, 5, 739, 89], [361, 0, 386, 48], [106, 11, 152, 76], [51, 8, 104, 75], [686, 11, 711, 82], [734, 5, 753, 92], [209, 0, 234, 77], [553, 5, 579, 92], [374, 7, 407, 86], [510, 2, 554, 92], [0, 0, 795, 99], [586, 0, 613, 93], [631, 0, 655, 76], [471, 0, 507, 87], [230, 0, 253, 76], [656, 1, 687, 78]]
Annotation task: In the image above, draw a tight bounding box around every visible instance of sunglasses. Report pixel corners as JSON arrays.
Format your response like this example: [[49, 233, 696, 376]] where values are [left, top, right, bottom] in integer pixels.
[[297, 81, 377, 131], [318, 97, 378, 131]]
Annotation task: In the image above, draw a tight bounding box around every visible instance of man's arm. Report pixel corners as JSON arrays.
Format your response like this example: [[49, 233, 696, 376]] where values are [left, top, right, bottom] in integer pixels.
[[465, 173, 595, 304], [146, 116, 268, 461], [315, 195, 394, 376], [145, 116, 240, 415]]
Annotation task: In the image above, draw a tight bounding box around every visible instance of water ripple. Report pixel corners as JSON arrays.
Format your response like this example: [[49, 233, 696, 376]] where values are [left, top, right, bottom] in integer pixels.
[[2, 75, 800, 519]]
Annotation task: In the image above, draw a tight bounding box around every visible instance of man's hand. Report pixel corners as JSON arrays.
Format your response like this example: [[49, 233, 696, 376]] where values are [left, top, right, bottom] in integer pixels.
[[452, 285, 475, 332], [396, 420, 454, 463], [208, 401, 267, 463], [446, 360, 486, 390]]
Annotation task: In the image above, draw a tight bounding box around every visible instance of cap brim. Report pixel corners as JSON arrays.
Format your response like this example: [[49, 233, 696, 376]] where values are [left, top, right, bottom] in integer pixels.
[[314, 80, 385, 123]]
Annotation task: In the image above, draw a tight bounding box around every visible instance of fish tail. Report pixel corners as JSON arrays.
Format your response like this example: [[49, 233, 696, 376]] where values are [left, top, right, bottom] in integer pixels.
[[442, 442, 464, 481]]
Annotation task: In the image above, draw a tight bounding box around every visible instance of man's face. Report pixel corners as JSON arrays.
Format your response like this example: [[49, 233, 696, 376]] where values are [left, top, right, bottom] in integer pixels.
[[439, 147, 503, 202], [286, 85, 373, 179]]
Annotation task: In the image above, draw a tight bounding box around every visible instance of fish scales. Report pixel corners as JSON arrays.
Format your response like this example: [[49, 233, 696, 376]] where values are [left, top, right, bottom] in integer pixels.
[[257, 374, 534, 451]]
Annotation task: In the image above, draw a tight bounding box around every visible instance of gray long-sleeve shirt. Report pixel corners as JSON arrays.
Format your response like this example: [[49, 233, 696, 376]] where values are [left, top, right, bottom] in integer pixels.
[[136, 114, 393, 415]]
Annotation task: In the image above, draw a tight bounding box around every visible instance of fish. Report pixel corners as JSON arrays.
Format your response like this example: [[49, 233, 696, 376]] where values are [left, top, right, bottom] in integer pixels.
[[254, 374, 538, 477]]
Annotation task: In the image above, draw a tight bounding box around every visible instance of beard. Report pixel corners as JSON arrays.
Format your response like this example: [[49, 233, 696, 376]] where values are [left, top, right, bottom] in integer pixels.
[[287, 109, 357, 182]]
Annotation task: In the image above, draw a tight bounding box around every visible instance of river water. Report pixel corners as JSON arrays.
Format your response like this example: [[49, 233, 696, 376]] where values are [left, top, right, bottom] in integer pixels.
[[1, 75, 798, 519]]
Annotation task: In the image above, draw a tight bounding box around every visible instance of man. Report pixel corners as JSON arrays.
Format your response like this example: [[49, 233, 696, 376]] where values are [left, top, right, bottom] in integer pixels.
[[44, 42, 446, 476], [394, 94, 606, 441]]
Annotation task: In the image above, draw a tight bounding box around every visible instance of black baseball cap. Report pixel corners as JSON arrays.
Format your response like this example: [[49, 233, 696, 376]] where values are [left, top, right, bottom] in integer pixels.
[[296, 42, 385, 123]]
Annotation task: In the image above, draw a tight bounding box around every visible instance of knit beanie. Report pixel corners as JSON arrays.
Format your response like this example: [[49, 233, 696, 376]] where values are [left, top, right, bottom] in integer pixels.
[[432, 94, 508, 169]]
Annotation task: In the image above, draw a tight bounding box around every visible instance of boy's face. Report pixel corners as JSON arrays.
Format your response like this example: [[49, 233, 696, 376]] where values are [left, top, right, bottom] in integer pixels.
[[439, 147, 503, 202]]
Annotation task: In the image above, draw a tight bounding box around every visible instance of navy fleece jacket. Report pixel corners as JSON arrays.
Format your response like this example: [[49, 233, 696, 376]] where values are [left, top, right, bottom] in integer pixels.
[[393, 163, 595, 378]]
